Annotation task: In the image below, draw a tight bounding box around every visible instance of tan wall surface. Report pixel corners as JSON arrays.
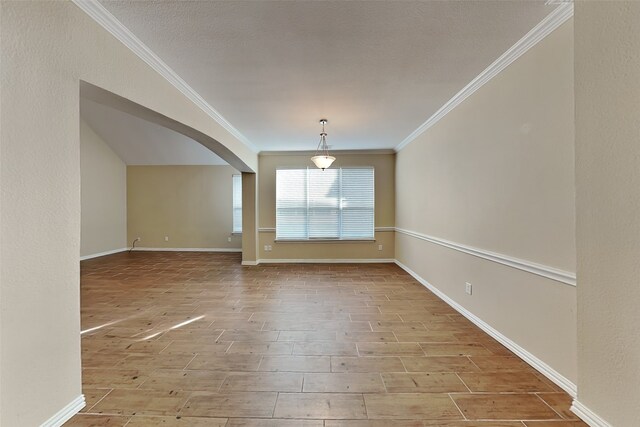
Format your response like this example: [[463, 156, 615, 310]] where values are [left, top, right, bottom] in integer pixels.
[[258, 153, 395, 260], [242, 173, 258, 264], [0, 2, 255, 425], [395, 21, 577, 383], [127, 166, 241, 250], [575, 2, 640, 425], [80, 119, 127, 257]]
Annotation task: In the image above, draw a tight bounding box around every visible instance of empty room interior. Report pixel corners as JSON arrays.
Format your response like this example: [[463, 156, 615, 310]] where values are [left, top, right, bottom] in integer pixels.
[[1, 1, 638, 426]]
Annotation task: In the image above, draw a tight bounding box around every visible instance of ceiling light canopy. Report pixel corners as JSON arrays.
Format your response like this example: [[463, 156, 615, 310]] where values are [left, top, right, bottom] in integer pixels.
[[311, 119, 335, 170]]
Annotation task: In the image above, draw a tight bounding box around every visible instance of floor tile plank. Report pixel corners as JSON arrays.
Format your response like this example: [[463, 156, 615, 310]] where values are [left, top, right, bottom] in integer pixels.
[[125, 416, 227, 426], [303, 373, 386, 393], [273, 392, 367, 419], [89, 389, 189, 416], [220, 372, 303, 392], [181, 391, 278, 418], [381, 372, 468, 393], [364, 393, 463, 420], [451, 394, 562, 420]]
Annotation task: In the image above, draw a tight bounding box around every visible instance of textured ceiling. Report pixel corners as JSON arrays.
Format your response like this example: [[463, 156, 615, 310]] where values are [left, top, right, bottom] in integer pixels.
[[81, 99, 228, 165], [98, 0, 554, 151]]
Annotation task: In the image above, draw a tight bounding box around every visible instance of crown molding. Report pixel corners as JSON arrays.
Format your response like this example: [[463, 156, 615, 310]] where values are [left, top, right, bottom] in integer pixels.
[[395, 1, 574, 152], [72, 0, 258, 153], [259, 149, 396, 156], [74, 0, 573, 155]]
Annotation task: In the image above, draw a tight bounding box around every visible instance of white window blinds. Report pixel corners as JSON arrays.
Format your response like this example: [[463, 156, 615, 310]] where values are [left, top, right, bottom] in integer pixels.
[[232, 174, 242, 233], [276, 167, 374, 240]]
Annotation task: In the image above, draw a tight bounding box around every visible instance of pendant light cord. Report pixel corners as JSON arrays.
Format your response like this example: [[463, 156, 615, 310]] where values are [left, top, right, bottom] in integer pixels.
[[315, 120, 329, 157]]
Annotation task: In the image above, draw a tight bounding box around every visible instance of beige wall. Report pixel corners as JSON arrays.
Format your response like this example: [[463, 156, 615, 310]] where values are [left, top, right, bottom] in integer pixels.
[[242, 173, 259, 264], [80, 119, 127, 257], [127, 166, 241, 250], [0, 2, 255, 425], [396, 20, 577, 385], [258, 153, 395, 260], [575, 2, 640, 425]]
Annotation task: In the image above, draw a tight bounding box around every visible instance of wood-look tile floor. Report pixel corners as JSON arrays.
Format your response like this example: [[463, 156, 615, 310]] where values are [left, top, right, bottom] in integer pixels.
[[66, 252, 585, 427]]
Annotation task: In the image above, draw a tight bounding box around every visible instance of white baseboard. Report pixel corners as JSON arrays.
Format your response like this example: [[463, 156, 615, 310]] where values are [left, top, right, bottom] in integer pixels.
[[240, 259, 395, 266], [80, 247, 128, 261], [571, 400, 612, 427], [133, 247, 241, 253], [394, 259, 577, 398], [255, 258, 395, 264], [40, 394, 85, 427]]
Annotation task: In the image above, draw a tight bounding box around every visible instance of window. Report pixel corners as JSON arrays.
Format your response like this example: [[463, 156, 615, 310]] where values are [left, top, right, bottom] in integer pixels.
[[276, 167, 374, 240], [232, 174, 242, 233]]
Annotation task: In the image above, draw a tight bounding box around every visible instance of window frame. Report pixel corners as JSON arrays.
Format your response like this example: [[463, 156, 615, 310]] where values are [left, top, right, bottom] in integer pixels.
[[232, 174, 242, 234], [275, 166, 375, 242]]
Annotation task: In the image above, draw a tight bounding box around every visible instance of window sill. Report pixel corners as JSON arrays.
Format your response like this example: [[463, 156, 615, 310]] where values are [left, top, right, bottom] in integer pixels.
[[275, 238, 375, 243]]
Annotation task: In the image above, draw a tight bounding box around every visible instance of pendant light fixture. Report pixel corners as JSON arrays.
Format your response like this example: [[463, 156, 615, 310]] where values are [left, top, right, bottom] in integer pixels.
[[311, 119, 335, 170]]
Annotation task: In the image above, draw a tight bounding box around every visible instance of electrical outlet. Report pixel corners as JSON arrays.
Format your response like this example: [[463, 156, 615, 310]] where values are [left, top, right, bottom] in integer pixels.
[[267, 245, 272, 251], [378, 244, 383, 251], [164, 236, 169, 242], [264, 245, 269, 251], [228, 237, 232, 242], [465, 282, 473, 295], [136, 237, 141, 242]]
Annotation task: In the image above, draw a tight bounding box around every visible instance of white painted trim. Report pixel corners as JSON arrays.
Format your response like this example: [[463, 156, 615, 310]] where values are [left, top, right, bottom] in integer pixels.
[[258, 258, 395, 264], [275, 239, 375, 243], [258, 227, 395, 233], [241, 260, 259, 266], [40, 395, 85, 427], [395, 227, 576, 286], [395, 2, 574, 151], [571, 400, 612, 427], [80, 247, 128, 261], [133, 247, 241, 253], [395, 260, 577, 397], [260, 149, 395, 156], [71, 0, 257, 153]]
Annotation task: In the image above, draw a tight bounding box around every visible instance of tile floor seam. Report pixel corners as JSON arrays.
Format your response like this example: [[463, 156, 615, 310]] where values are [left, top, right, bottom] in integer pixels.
[[84, 388, 114, 413], [534, 392, 568, 420], [448, 392, 467, 420], [454, 372, 473, 393]]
